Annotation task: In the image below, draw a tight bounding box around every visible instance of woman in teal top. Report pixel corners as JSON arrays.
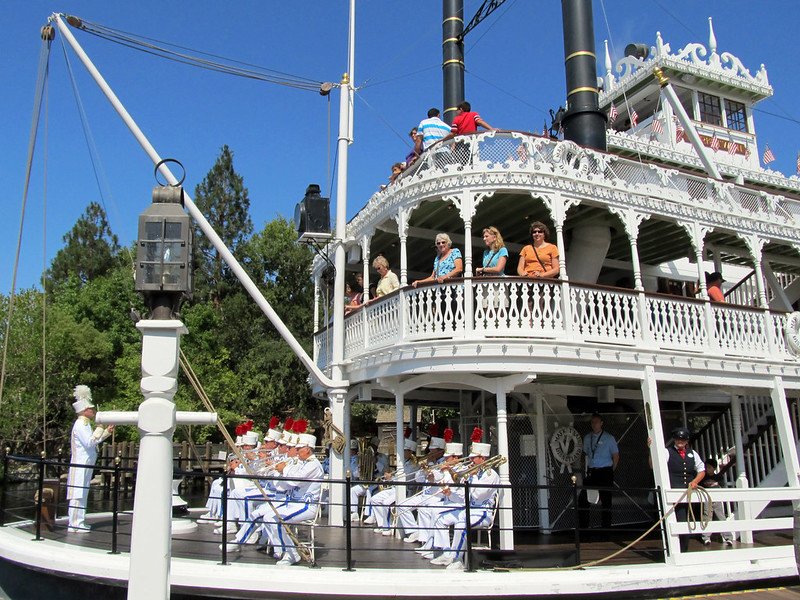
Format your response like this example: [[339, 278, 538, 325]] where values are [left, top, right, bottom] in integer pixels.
[[412, 233, 463, 287], [475, 226, 508, 276]]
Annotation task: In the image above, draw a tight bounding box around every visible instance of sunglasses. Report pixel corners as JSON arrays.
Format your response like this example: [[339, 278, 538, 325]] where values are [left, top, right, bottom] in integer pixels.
[[531, 229, 544, 234], [435, 241, 448, 246]]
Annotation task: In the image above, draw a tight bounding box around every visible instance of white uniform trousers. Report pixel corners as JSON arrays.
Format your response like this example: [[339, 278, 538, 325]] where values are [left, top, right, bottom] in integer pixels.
[[369, 488, 396, 529], [262, 500, 317, 562], [396, 491, 442, 537], [349, 484, 373, 517], [433, 506, 493, 560]]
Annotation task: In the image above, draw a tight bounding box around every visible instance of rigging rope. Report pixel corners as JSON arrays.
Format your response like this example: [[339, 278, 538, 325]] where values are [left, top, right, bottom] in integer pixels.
[[69, 16, 324, 93], [0, 33, 53, 413], [58, 35, 135, 272], [41, 59, 50, 453]]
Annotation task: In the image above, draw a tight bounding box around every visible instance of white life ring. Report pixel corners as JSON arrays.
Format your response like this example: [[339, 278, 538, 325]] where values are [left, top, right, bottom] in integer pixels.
[[785, 312, 800, 356]]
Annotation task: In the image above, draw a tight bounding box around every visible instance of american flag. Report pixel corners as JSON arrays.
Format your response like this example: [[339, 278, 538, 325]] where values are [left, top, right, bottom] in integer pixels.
[[745, 147, 751, 159], [763, 144, 776, 165], [630, 109, 639, 127], [796, 152, 800, 175], [710, 133, 720, 151], [651, 118, 663, 134], [675, 121, 685, 142], [609, 104, 618, 122], [543, 121, 549, 137], [728, 140, 738, 156]]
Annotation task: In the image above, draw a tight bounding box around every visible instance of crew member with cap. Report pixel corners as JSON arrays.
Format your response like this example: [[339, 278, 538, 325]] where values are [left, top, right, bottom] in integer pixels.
[[648, 426, 705, 551], [430, 428, 499, 568], [368, 438, 420, 535], [705, 271, 726, 303], [66, 385, 114, 532], [578, 413, 619, 531]]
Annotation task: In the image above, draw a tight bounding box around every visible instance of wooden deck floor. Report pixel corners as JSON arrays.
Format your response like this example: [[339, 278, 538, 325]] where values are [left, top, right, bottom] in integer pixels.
[[20, 512, 767, 571]]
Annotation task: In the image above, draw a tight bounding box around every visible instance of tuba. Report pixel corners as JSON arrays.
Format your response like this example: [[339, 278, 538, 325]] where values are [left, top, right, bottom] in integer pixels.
[[356, 437, 376, 482]]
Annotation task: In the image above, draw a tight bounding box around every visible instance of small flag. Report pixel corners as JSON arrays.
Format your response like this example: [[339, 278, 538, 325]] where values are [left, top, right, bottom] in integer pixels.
[[710, 133, 720, 152], [675, 121, 685, 142], [543, 121, 549, 137], [651, 118, 663, 134], [763, 144, 776, 165], [796, 152, 800, 175], [745, 147, 751, 159], [630, 109, 638, 127], [727, 140, 738, 156], [609, 104, 618, 122]]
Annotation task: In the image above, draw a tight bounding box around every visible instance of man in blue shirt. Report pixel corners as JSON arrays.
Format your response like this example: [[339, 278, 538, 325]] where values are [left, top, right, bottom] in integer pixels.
[[578, 413, 620, 531]]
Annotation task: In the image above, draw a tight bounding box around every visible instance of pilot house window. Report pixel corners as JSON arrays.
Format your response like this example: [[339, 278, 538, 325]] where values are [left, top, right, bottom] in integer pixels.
[[698, 92, 722, 127], [725, 99, 748, 132]]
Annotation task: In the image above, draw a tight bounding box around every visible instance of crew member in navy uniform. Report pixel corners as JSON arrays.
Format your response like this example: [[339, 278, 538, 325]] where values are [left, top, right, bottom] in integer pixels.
[[649, 426, 705, 552], [578, 413, 619, 531]]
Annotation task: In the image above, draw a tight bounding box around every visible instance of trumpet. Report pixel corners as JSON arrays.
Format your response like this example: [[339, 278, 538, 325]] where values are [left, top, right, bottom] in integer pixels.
[[453, 454, 507, 483]]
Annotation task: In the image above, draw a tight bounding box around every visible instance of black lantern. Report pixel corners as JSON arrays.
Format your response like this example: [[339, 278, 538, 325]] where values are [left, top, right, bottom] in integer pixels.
[[135, 185, 193, 317], [294, 184, 331, 243]]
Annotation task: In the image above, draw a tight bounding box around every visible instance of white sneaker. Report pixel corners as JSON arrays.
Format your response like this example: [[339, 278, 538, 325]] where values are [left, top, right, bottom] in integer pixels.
[[431, 554, 453, 566], [350, 513, 360, 523], [363, 514, 377, 525], [67, 527, 90, 534], [403, 532, 419, 543], [446, 560, 464, 571], [276, 554, 299, 566], [214, 523, 239, 535], [421, 551, 434, 559], [415, 546, 432, 554], [245, 530, 261, 544], [381, 529, 394, 537], [218, 543, 240, 553], [373, 528, 384, 533], [196, 512, 215, 523]]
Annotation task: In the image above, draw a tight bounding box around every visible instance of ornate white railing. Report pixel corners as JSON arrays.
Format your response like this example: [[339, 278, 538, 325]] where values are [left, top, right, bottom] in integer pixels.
[[313, 278, 799, 369]]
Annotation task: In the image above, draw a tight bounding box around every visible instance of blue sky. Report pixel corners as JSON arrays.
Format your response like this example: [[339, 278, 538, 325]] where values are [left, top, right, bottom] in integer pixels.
[[3, 1, 799, 293]]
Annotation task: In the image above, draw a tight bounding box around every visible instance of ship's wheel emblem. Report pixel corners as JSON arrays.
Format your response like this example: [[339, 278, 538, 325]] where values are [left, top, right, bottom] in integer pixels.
[[785, 312, 800, 356], [549, 426, 582, 473]]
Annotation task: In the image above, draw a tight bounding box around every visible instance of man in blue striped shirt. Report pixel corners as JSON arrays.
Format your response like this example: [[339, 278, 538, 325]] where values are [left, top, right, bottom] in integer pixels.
[[415, 108, 451, 154]]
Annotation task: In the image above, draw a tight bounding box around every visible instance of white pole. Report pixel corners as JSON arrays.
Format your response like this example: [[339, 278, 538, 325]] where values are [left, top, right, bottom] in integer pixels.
[[51, 13, 343, 391], [326, 0, 356, 524]]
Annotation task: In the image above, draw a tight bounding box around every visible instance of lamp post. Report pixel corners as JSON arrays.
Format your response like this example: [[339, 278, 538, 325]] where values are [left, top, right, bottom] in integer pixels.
[[96, 182, 216, 600]]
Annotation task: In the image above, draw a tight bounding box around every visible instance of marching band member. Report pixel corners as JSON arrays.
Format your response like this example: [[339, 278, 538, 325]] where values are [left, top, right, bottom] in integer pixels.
[[369, 438, 420, 535], [415, 435, 466, 558], [395, 430, 446, 540], [350, 436, 389, 523], [66, 385, 113, 533], [430, 429, 500, 569]]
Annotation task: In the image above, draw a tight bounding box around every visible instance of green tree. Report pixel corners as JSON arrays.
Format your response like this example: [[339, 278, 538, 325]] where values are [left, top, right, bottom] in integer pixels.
[[47, 201, 120, 291], [193, 145, 253, 305]]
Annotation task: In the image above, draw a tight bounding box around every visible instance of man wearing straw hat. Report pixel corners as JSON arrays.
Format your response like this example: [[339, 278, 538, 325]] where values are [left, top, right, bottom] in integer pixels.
[[66, 385, 113, 533]]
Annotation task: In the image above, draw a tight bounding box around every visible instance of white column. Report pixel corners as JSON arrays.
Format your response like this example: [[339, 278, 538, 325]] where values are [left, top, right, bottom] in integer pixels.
[[495, 383, 514, 550], [395, 391, 406, 503], [128, 320, 184, 600], [770, 377, 800, 488], [313, 274, 321, 333], [730, 394, 752, 544], [641, 366, 681, 561], [328, 388, 347, 525], [399, 233, 408, 287], [752, 255, 769, 308], [533, 391, 550, 532], [361, 235, 371, 297]]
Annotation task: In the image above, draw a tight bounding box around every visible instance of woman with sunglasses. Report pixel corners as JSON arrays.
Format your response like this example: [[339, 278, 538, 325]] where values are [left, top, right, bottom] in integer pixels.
[[412, 233, 463, 287], [517, 222, 560, 279]]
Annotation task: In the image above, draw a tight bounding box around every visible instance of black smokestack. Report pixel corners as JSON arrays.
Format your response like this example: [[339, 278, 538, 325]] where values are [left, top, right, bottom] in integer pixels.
[[442, 0, 465, 125], [561, 0, 607, 151]]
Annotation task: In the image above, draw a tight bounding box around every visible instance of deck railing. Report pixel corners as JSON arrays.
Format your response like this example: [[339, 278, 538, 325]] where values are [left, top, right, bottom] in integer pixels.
[[2, 452, 796, 570], [316, 278, 797, 368]]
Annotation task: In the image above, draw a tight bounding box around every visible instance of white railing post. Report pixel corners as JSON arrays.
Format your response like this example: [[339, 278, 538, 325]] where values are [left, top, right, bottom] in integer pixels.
[[736, 473, 753, 544]]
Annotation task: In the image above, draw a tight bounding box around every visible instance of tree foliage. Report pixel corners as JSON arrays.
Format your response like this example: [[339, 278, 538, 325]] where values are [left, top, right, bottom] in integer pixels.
[[192, 145, 253, 305], [47, 201, 120, 291]]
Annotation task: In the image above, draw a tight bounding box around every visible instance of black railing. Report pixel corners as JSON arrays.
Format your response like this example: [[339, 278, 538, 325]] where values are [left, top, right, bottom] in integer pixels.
[[0, 452, 669, 570]]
